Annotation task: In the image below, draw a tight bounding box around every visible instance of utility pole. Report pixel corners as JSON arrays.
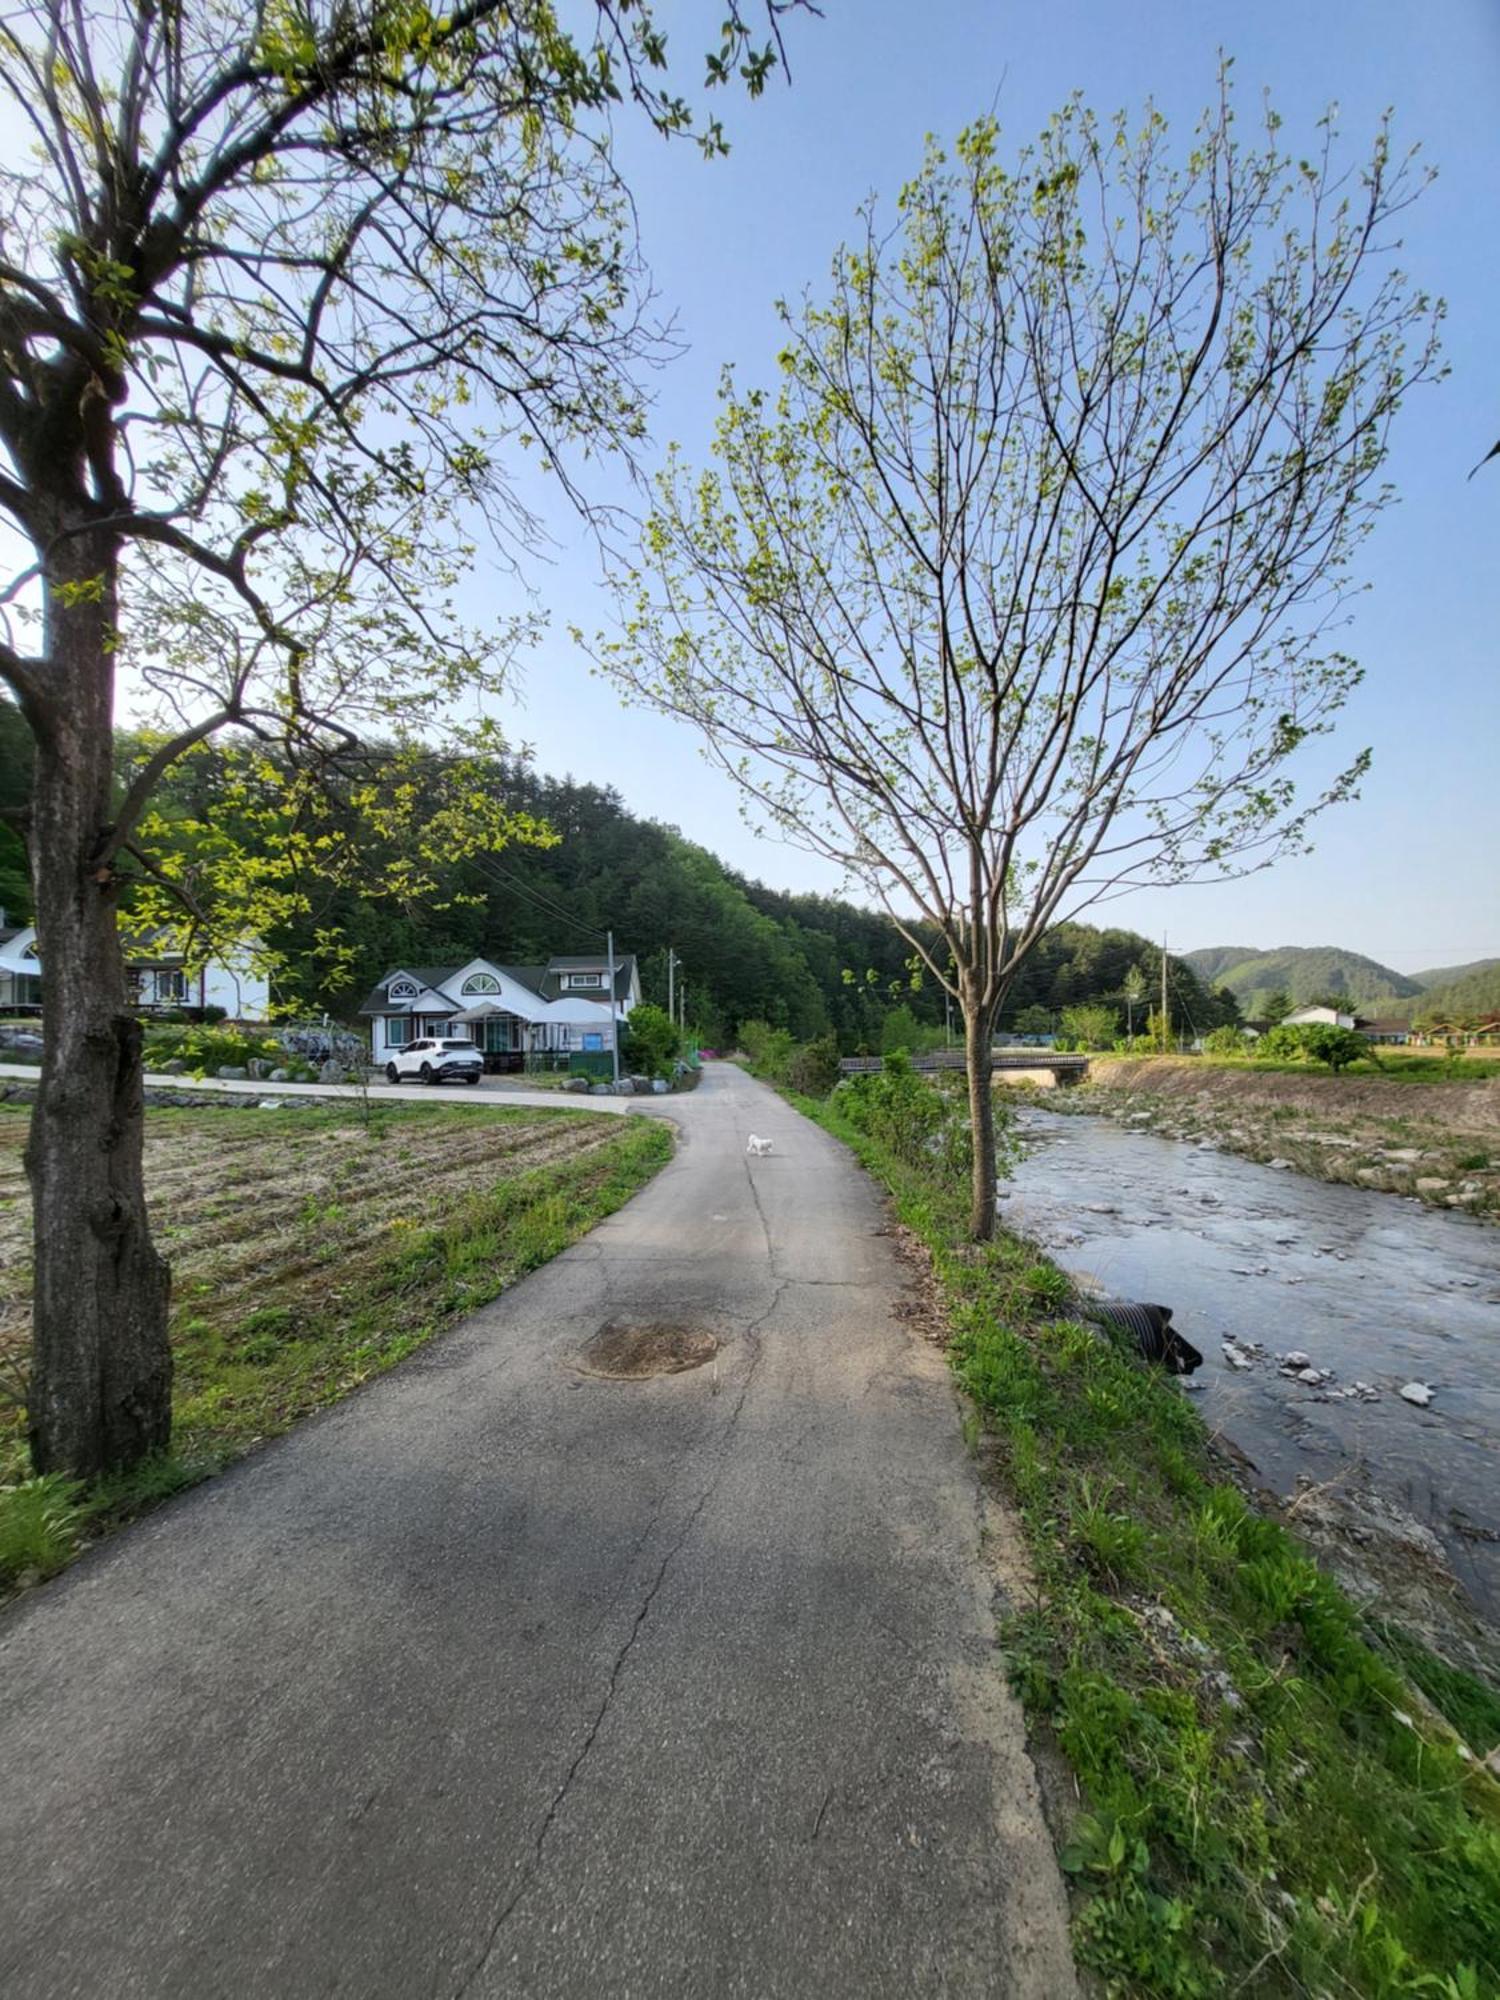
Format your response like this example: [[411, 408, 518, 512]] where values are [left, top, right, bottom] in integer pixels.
[[667, 946, 679, 1023], [607, 930, 620, 1084], [1161, 935, 1169, 1054]]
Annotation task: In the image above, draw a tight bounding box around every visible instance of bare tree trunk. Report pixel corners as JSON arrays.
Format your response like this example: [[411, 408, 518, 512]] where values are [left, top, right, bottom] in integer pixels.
[[23, 528, 171, 1479], [963, 994, 997, 1243]]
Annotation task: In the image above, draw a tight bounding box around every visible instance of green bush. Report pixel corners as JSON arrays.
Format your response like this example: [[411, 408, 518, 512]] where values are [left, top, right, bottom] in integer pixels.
[[622, 1002, 680, 1078], [1202, 1024, 1248, 1055], [830, 1050, 982, 1172], [143, 1024, 283, 1073], [786, 1035, 841, 1097], [1253, 1023, 1370, 1071], [739, 1018, 795, 1081]]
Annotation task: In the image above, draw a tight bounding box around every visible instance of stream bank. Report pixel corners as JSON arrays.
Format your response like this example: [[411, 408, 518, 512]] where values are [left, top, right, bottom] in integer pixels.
[[1053, 1057, 1500, 1221]]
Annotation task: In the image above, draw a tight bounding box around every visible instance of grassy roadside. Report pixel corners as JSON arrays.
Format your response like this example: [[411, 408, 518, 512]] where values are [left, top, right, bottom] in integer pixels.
[[0, 1101, 672, 1592], [789, 1079, 1500, 1998]]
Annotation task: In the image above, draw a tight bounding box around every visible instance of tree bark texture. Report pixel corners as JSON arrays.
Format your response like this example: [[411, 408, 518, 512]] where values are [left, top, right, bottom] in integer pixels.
[[23, 528, 171, 1478], [963, 996, 998, 1244]]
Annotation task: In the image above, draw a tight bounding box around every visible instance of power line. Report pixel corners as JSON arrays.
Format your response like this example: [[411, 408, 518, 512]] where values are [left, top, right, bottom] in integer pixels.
[[467, 854, 609, 946]]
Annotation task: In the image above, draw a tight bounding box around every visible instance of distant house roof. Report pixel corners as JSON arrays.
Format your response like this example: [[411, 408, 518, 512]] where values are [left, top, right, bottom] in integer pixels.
[[1357, 1018, 1410, 1034]]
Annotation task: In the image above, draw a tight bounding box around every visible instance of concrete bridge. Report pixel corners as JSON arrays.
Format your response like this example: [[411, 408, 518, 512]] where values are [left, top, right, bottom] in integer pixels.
[[837, 1049, 1090, 1088]]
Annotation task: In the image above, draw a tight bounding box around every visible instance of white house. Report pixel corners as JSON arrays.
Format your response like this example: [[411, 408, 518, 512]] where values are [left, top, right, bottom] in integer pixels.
[[358, 952, 641, 1070], [1283, 1004, 1357, 1030], [0, 919, 271, 1021]]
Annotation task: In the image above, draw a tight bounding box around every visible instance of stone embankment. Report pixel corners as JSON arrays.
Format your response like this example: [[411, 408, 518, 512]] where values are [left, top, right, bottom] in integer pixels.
[[1055, 1059, 1499, 1221]]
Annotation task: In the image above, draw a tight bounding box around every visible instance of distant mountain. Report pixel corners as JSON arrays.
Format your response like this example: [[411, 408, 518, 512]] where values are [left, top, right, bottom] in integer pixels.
[[1178, 945, 1259, 985], [1410, 957, 1500, 992], [1181, 944, 1423, 1018], [1404, 963, 1500, 1025]]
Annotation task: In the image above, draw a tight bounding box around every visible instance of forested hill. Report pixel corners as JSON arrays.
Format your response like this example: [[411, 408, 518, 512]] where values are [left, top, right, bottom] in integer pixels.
[[1183, 941, 1500, 1026], [278, 759, 1231, 1045], [1182, 943, 1422, 1017], [3, 720, 1233, 1047], [1405, 963, 1500, 1026]]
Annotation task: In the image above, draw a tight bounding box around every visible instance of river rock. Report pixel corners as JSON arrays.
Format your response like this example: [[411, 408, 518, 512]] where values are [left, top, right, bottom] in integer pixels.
[[247, 1058, 273, 1079], [257, 1099, 283, 1111], [216, 1065, 249, 1080], [1221, 1340, 1254, 1371], [318, 1059, 345, 1084], [1399, 1382, 1434, 1408], [161, 1058, 186, 1074], [268, 1068, 291, 1082], [1267, 1157, 1293, 1171], [1415, 1177, 1450, 1195], [1282, 1350, 1312, 1368]]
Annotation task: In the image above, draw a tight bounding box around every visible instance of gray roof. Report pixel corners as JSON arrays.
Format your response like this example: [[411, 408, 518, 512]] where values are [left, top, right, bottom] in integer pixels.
[[356, 955, 635, 1015]]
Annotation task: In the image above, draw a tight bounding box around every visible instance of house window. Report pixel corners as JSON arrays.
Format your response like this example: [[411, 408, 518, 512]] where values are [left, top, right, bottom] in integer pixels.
[[388, 977, 419, 1000], [386, 1017, 410, 1046], [461, 972, 500, 996], [156, 970, 188, 1003], [566, 972, 603, 990]]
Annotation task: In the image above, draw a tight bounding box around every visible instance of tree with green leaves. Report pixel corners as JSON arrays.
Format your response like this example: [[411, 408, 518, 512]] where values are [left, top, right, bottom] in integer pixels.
[[0, 0, 807, 1479], [1058, 1003, 1118, 1051], [622, 1001, 680, 1078], [600, 80, 1441, 1237], [1263, 990, 1294, 1027]]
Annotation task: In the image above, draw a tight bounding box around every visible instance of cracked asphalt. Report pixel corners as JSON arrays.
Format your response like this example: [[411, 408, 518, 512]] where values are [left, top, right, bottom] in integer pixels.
[[0, 1063, 1076, 1999]]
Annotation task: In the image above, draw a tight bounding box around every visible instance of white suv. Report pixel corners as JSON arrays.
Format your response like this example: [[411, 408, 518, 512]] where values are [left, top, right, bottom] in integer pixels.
[[385, 1037, 485, 1086]]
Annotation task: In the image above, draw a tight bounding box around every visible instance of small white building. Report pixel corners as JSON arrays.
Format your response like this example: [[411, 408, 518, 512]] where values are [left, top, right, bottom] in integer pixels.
[[358, 952, 640, 1070], [0, 920, 271, 1021], [1283, 1005, 1357, 1030]]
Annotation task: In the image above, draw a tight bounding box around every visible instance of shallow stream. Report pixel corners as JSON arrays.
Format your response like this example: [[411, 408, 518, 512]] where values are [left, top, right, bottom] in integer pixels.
[[1006, 1110, 1500, 1621]]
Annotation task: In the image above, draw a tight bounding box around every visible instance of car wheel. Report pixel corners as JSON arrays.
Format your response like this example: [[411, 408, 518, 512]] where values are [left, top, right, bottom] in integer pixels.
[[465, 1074, 481, 1085], [420, 1063, 433, 1084], [385, 1063, 399, 1084]]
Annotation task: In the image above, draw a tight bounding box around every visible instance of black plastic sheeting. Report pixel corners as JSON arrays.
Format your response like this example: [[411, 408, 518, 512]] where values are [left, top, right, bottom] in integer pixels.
[[1085, 1300, 1203, 1376]]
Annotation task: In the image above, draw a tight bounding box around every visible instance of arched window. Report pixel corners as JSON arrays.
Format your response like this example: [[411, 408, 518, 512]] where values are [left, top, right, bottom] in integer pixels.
[[461, 972, 500, 996], [388, 977, 419, 1000]]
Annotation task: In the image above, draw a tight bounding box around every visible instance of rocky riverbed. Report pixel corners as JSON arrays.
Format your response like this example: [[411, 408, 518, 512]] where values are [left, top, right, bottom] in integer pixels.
[[1051, 1058, 1499, 1221]]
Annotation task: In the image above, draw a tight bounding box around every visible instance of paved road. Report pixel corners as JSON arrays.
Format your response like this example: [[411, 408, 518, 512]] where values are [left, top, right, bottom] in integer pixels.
[[0, 1059, 632, 1116], [0, 1064, 1075, 1998]]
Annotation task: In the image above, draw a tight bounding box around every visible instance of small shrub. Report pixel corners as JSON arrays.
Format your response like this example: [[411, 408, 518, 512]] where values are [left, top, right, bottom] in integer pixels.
[[0, 1474, 84, 1581], [738, 1019, 796, 1082], [786, 1035, 841, 1097], [832, 1052, 950, 1166], [622, 1002, 680, 1078]]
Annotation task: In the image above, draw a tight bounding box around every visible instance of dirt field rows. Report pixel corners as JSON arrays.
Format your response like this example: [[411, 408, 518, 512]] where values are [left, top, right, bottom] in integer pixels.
[[0, 1099, 670, 1488]]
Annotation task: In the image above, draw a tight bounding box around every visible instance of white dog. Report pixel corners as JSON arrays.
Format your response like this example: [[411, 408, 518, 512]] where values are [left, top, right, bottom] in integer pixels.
[[746, 1134, 774, 1157]]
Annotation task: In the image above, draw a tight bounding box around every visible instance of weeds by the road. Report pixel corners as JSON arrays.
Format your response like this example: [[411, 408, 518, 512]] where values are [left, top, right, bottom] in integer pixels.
[[795, 1081, 1500, 1999], [0, 1100, 672, 1588]]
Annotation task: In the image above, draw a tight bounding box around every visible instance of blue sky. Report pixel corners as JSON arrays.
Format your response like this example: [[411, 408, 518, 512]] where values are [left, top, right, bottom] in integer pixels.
[[487, 0, 1498, 974]]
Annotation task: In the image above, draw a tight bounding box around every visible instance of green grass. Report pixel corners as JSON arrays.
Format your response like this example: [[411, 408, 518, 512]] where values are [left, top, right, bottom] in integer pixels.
[[0, 1106, 673, 1588], [791, 1085, 1500, 1999]]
